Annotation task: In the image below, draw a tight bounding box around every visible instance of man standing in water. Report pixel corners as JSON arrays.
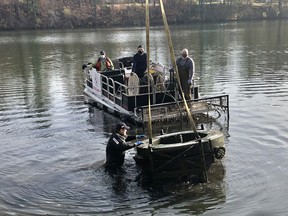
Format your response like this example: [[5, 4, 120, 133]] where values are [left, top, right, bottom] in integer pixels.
[[105, 122, 144, 169], [176, 48, 195, 100]]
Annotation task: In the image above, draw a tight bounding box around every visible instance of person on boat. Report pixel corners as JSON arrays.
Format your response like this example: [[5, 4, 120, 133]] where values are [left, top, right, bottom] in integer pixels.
[[94, 50, 114, 72], [105, 122, 145, 169], [132, 45, 147, 79], [176, 48, 195, 100]]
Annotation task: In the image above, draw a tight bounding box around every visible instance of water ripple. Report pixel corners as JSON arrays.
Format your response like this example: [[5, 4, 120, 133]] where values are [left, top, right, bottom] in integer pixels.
[[1, 22, 288, 215]]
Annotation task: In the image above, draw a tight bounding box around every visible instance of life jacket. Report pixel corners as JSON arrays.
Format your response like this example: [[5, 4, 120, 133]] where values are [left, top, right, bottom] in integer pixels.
[[96, 57, 112, 71]]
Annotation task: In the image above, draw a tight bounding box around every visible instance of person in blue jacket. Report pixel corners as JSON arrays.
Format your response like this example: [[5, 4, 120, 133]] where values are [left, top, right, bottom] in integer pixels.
[[105, 122, 144, 169]]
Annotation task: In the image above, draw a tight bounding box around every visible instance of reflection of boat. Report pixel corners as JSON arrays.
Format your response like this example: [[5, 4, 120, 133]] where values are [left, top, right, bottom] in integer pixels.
[[82, 56, 229, 126]]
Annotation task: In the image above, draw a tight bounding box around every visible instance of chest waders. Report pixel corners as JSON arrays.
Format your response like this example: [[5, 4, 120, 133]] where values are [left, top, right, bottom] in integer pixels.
[[178, 59, 191, 100]]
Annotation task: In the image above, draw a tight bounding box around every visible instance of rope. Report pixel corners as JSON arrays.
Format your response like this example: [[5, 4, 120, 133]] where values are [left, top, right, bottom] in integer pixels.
[[158, 0, 207, 182], [152, 143, 198, 174], [158, 0, 198, 135], [145, 0, 153, 144]]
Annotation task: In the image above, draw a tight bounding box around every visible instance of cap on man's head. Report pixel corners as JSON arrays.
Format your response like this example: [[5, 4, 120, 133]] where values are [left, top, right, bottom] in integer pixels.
[[115, 122, 130, 131], [138, 45, 143, 49], [182, 49, 188, 54], [100, 50, 106, 55]]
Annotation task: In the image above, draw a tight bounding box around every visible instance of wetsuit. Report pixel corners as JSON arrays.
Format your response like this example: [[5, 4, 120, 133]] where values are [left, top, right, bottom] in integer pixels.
[[105, 133, 136, 168]]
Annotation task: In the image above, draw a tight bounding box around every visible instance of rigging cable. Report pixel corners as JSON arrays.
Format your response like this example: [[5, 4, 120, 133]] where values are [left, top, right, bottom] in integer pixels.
[[145, 0, 153, 144], [158, 0, 207, 182]]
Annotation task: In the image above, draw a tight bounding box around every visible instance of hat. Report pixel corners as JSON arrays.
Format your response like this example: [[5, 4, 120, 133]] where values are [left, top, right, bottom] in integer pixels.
[[138, 45, 143, 49], [100, 50, 105, 55], [115, 122, 130, 131]]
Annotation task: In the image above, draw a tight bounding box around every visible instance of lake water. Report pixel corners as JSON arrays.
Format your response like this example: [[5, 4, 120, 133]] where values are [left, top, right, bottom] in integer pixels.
[[1, 20, 288, 215]]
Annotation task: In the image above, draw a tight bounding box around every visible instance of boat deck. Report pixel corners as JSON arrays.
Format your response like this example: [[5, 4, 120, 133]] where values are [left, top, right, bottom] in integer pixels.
[[138, 94, 229, 124], [83, 61, 229, 126]]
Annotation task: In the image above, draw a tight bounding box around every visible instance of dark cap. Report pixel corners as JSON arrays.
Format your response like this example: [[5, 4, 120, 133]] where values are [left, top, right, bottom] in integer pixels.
[[100, 50, 105, 55], [138, 45, 143, 49], [115, 122, 130, 131]]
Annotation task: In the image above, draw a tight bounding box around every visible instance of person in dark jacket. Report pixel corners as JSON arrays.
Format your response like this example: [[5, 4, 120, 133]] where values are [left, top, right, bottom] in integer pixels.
[[105, 122, 144, 169], [132, 45, 147, 78]]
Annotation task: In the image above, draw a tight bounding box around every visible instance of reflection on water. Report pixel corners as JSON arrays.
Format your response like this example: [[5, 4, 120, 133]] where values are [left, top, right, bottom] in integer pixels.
[[1, 20, 288, 215]]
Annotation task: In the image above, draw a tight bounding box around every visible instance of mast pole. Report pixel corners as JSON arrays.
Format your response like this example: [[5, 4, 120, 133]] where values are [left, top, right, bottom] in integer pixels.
[[146, 0, 153, 144]]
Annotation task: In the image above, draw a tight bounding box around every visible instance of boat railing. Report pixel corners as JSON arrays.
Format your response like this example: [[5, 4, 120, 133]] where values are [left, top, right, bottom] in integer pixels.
[[83, 67, 93, 88], [101, 75, 126, 105], [84, 67, 229, 126], [138, 94, 230, 124], [97, 71, 173, 108], [83, 61, 172, 103]]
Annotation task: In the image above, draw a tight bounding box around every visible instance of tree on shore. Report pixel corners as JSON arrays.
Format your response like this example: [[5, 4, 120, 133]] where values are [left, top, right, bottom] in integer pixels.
[[0, 0, 287, 30]]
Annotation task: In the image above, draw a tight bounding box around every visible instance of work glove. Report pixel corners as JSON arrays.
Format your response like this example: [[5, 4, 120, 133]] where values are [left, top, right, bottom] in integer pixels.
[[135, 141, 144, 146], [82, 64, 87, 70], [136, 134, 146, 139]]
